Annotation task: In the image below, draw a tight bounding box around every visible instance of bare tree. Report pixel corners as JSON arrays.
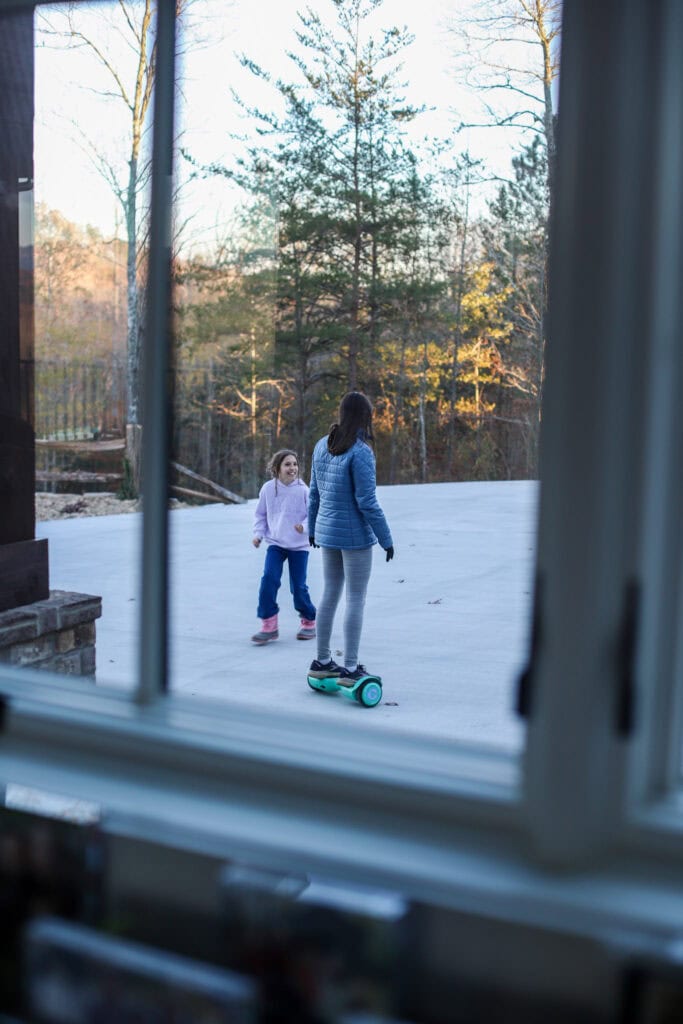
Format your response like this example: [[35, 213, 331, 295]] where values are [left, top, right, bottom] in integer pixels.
[[38, 1, 200, 488], [449, 0, 561, 452], [451, 0, 561, 194]]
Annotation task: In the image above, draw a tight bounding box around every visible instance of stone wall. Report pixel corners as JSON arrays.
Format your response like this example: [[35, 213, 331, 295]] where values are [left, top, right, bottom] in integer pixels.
[[0, 590, 102, 677]]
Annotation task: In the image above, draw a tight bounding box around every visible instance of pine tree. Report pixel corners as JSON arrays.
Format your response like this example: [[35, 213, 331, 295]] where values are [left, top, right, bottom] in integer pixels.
[[225, 0, 424, 416]]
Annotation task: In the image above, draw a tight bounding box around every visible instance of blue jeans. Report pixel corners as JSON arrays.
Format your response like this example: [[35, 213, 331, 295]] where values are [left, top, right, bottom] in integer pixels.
[[257, 545, 316, 621]]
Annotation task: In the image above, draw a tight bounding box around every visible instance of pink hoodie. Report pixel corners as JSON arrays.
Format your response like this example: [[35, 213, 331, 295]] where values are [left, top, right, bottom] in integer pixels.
[[253, 478, 310, 551]]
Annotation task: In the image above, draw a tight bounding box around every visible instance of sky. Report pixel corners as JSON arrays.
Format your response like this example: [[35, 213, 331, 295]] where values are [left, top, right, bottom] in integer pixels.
[[33, 0, 543, 254], [35, 479, 537, 754]]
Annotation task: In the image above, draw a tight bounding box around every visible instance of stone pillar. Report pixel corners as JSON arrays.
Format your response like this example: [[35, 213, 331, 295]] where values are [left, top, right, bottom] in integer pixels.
[[0, 591, 102, 677], [0, 9, 100, 683]]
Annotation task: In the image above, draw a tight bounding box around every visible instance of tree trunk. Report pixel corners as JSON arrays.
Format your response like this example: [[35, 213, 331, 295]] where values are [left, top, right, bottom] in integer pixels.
[[347, 10, 362, 391], [125, 423, 142, 496], [250, 331, 258, 494], [124, 153, 141, 491], [447, 183, 469, 477], [349, 173, 362, 391], [388, 335, 407, 484], [418, 340, 428, 483]]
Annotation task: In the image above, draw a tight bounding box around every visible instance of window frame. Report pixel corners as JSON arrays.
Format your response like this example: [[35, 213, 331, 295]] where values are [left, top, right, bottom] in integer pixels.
[[520, 0, 683, 867], [3, 0, 683, 919], [628, 0, 683, 808]]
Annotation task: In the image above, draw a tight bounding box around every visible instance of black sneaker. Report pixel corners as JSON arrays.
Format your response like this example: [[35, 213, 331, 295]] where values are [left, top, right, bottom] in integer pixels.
[[338, 664, 370, 685], [308, 659, 342, 679]]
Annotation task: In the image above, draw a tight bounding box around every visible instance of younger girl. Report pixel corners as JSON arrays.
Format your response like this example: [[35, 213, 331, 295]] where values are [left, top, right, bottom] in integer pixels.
[[251, 449, 316, 644]]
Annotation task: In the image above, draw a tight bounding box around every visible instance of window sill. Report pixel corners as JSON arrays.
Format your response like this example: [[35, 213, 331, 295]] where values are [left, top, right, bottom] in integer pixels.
[[6, 668, 683, 944], [0, 666, 520, 887]]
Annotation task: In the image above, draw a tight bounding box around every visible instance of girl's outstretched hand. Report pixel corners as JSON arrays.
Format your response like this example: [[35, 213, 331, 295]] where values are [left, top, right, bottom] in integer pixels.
[[385, 546, 394, 562], [294, 523, 304, 533]]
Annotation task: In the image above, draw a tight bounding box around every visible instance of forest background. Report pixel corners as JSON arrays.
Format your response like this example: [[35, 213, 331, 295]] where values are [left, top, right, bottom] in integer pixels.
[[33, 0, 559, 499]]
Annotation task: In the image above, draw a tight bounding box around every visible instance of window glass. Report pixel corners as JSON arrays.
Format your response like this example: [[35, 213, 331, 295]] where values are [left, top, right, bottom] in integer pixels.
[[0, 0, 561, 760], [28, 0, 153, 693], [163, 0, 558, 753]]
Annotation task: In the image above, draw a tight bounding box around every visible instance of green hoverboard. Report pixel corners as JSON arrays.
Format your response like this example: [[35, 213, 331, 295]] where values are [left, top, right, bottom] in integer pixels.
[[307, 671, 383, 708]]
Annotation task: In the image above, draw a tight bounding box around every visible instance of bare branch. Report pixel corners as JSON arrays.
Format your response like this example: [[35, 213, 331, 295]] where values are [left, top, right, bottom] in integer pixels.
[[117, 0, 139, 45], [69, 27, 132, 109]]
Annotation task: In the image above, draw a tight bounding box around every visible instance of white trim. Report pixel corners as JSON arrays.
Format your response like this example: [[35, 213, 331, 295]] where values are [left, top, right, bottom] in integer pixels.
[[522, 0, 661, 866], [0, 667, 521, 826], [6, 673, 683, 943]]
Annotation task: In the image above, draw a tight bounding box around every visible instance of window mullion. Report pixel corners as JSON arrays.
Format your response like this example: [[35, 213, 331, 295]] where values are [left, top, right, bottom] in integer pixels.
[[630, 0, 683, 802], [137, 0, 177, 704]]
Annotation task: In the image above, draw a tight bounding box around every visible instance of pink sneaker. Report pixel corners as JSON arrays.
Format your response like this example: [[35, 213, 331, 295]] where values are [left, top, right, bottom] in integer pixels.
[[251, 615, 279, 644], [296, 618, 316, 640]]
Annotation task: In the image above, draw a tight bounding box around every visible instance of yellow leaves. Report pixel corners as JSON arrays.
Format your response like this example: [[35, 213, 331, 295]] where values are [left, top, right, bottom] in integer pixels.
[[374, 260, 518, 436], [456, 396, 496, 418], [454, 261, 513, 412], [375, 336, 448, 404], [456, 338, 502, 387], [459, 262, 513, 345]]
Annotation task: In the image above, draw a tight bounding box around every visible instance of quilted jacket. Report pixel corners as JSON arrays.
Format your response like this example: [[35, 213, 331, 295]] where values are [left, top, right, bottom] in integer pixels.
[[308, 434, 393, 550]]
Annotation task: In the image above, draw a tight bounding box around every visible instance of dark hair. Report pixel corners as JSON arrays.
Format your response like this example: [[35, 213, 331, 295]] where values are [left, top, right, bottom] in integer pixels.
[[267, 449, 298, 478], [327, 392, 374, 455]]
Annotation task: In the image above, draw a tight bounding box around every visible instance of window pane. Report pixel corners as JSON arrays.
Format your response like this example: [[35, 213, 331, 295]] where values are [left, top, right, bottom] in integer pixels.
[[160, 0, 557, 753], [25, 0, 154, 694], [1, 0, 558, 758]]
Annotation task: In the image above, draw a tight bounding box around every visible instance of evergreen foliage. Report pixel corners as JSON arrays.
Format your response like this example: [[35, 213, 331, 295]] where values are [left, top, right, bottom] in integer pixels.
[[35, 0, 556, 496]]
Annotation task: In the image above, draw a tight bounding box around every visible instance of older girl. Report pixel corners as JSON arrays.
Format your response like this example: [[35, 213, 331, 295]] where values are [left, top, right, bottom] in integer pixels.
[[307, 392, 394, 682]]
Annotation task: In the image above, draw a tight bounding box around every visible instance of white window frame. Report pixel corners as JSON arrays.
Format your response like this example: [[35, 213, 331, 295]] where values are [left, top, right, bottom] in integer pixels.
[[4, 0, 683, 937]]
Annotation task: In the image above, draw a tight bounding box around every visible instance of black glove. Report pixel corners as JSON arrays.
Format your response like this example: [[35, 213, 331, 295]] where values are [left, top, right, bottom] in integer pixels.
[[309, 536, 319, 548], [385, 546, 394, 562]]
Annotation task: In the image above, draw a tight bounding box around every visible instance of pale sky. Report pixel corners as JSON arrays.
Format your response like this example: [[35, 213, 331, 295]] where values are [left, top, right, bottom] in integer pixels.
[[34, 0, 541, 253]]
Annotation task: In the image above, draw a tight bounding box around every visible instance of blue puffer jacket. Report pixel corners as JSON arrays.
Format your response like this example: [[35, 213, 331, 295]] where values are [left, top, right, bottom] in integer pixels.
[[308, 434, 393, 550]]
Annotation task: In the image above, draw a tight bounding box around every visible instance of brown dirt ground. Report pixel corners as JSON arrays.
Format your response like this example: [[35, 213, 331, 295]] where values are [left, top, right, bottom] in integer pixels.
[[35, 492, 193, 521]]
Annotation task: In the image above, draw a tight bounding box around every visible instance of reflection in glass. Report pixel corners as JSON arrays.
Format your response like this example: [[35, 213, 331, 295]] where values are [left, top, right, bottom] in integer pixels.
[[0, 8, 49, 617], [28, 1, 155, 691]]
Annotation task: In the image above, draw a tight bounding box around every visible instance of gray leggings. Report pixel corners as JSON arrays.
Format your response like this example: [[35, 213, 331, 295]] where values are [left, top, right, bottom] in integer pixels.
[[317, 546, 374, 669]]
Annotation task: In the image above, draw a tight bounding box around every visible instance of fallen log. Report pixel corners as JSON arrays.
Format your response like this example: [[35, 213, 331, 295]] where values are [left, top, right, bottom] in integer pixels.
[[35, 438, 125, 453], [170, 461, 246, 504], [170, 484, 233, 505], [35, 470, 123, 484]]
